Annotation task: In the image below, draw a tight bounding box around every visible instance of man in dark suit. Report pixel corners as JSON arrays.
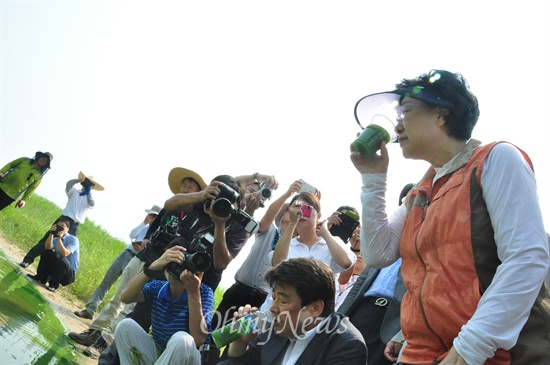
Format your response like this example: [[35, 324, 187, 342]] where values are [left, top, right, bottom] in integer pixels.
[[218, 257, 367, 365]]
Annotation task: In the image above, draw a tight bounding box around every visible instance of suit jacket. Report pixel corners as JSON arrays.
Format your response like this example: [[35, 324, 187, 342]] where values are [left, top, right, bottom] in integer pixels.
[[337, 265, 406, 343], [218, 312, 367, 365]]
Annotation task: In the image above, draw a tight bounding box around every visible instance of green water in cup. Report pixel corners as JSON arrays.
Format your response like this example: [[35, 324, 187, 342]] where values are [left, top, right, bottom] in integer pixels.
[[351, 124, 391, 157]]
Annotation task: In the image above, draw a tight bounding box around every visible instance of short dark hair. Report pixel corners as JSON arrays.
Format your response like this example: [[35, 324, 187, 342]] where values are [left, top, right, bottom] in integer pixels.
[[289, 192, 321, 213], [265, 257, 335, 317], [396, 69, 480, 140]]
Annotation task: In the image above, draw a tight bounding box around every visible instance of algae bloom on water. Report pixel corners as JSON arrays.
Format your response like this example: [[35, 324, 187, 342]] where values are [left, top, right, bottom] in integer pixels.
[[0, 249, 79, 365]]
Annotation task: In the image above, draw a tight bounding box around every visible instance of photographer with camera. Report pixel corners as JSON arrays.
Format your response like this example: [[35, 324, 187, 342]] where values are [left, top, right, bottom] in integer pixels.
[[26, 217, 80, 292], [215, 179, 298, 326], [20, 171, 103, 269], [69, 167, 206, 358], [115, 244, 215, 365]]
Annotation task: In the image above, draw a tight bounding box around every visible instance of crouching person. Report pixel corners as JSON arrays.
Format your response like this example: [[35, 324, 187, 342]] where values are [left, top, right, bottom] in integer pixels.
[[115, 245, 214, 365], [219, 258, 367, 365], [27, 217, 79, 292]]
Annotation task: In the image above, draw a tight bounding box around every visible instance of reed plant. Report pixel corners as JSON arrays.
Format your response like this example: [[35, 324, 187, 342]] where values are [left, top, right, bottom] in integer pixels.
[[0, 195, 225, 311]]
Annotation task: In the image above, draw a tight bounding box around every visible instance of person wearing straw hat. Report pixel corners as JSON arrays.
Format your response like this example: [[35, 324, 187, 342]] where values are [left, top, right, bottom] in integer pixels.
[[70, 166, 207, 358], [74, 204, 162, 321], [20, 171, 104, 268], [0, 151, 53, 210]]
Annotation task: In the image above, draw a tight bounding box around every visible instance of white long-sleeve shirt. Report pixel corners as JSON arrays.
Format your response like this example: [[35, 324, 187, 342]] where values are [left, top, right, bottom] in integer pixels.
[[360, 142, 549, 364]]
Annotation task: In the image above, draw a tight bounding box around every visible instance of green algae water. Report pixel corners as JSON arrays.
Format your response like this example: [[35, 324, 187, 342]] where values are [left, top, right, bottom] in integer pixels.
[[0, 249, 79, 365]]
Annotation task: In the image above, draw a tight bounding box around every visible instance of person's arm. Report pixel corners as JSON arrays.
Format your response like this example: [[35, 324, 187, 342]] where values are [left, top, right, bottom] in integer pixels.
[[271, 203, 299, 266], [164, 180, 221, 212], [121, 245, 185, 303], [181, 271, 210, 346], [317, 221, 355, 270], [236, 173, 279, 190], [210, 208, 234, 270], [257, 180, 300, 233], [129, 221, 147, 241], [450, 143, 549, 365], [55, 234, 76, 257], [65, 178, 79, 194]]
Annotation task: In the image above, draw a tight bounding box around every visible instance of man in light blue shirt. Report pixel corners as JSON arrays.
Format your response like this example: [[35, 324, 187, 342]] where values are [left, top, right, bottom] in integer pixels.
[[27, 216, 80, 292]]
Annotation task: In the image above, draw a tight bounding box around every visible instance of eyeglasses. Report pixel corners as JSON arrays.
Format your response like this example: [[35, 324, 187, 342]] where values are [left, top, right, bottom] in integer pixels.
[[395, 103, 426, 122]]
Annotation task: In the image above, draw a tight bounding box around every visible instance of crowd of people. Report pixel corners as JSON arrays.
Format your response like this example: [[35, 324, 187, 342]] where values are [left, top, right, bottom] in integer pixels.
[[1, 68, 549, 365]]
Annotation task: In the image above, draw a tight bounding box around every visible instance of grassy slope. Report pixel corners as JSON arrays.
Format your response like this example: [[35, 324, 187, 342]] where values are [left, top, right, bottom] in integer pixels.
[[0, 195, 224, 311]]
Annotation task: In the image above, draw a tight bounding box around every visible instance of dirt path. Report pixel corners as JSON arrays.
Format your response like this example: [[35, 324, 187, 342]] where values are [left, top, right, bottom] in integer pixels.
[[0, 233, 97, 365]]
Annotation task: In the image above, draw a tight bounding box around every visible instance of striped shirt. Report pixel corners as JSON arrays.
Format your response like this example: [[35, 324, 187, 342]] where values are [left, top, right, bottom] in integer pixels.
[[143, 280, 215, 350]]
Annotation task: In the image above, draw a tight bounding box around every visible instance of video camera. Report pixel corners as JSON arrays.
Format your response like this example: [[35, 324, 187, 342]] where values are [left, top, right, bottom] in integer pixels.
[[206, 183, 259, 233], [167, 232, 215, 277]]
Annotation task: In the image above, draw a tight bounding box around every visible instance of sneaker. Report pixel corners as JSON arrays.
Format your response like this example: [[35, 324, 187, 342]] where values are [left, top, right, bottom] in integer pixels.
[[74, 310, 93, 320], [68, 329, 101, 346], [45, 285, 57, 292], [19, 262, 30, 268], [26, 274, 46, 284], [83, 337, 107, 358]]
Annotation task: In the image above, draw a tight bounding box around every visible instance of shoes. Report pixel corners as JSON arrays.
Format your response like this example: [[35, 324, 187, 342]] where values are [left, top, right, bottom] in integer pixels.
[[45, 285, 57, 292], [68, 329, 101, 346], [26, 274, 46, 284], [83, 336, 107, 358], [74, 309, 93, 320], [19, 262, 30, 268]]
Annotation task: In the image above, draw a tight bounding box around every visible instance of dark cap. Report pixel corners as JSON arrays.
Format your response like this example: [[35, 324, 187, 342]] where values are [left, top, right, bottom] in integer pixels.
[[354, 86, 454, 129]]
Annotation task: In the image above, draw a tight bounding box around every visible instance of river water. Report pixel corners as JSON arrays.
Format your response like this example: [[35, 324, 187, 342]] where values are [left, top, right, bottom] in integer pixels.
[[0, 249, 78, 364]]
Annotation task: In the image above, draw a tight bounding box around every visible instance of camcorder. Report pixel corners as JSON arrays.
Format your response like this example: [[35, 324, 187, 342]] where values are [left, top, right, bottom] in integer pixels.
[[257, 181, 272, 208], [81, 178, 94, 189], [167, 231, 215, 277], [206, 183, 259, 233], [329, 210, 360, 243]]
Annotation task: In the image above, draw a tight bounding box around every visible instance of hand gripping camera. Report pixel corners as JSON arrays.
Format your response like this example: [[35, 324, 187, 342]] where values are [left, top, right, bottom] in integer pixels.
[[167, 232, 215, 277], [207, 183, 259, 233]]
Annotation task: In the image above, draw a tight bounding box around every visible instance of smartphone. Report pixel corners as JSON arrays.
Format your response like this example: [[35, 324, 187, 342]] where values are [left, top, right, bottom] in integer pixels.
[[299, 179, 317, 194], [329, 210, 359, 243]]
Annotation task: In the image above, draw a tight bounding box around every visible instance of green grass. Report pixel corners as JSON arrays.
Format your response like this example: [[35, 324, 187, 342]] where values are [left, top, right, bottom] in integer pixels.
[[0, 195, 225, 312]]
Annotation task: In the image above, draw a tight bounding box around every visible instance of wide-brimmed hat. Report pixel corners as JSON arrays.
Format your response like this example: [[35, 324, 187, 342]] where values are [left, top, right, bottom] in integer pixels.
[[144, 205, 162, 215], [78, 171, 105, 191], [168, 167, 206, 194]]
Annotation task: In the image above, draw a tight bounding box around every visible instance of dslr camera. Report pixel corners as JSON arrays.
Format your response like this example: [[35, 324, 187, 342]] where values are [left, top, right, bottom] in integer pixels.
[[51, 224, 65, 234], [206, 183, 259, 233], [167, 232, 215, 277], [151, 224, 180, 250]]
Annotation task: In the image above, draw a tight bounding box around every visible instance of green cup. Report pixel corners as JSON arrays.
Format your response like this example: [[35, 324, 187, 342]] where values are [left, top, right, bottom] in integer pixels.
[[351, 115, 397, 157]]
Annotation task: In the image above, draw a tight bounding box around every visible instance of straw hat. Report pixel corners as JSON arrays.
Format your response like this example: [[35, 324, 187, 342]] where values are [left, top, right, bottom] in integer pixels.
[[144, 205, 162, 215], [78, 171, 105, 191], [168, 167, 206, 194]]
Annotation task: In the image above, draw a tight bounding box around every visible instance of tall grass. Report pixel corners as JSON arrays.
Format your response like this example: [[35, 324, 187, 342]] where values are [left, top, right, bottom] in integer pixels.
[[0, 195, 224, 311]]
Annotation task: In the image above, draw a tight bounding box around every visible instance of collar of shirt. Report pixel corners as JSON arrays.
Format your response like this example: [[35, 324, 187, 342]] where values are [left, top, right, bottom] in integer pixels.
[[157, 282, 189, 303], [282, 316, 329, 365]]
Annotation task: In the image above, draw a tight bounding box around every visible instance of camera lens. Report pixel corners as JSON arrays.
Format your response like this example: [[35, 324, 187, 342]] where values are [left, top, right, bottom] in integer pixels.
[[213, 198, 233, 217], [260, 188, 271, 199]]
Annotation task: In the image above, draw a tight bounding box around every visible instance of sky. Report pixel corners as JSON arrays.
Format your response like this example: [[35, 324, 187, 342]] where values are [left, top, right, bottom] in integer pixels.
[[1, 0, 549, 289]]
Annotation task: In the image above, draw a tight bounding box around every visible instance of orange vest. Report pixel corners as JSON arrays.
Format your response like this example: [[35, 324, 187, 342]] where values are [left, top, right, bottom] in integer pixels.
[[399, 141, 550, 365]]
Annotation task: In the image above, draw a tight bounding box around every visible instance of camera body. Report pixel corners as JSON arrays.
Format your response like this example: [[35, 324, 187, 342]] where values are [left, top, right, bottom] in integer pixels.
[[152, 224, 180, 250], [52, 224, 65, 234], [232, 209, 259, 233], [257, 181, 272, 208], [329, 210, 360, 243], [81, 178, 94, 189], [167, 232, 215, 277], [300, 203, 313, 218], [208, 183, 240, 217]]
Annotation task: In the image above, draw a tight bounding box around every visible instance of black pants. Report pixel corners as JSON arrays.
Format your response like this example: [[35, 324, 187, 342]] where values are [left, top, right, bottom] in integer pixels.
[[0, 188, 15, 211], [23, 215, 79, 264], [36, 250, 76, 289], [348, 297, 393, 365]]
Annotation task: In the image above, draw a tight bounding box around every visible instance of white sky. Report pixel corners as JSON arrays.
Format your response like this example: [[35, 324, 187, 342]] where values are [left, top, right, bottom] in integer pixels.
[[1, 0, 549, 289]]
